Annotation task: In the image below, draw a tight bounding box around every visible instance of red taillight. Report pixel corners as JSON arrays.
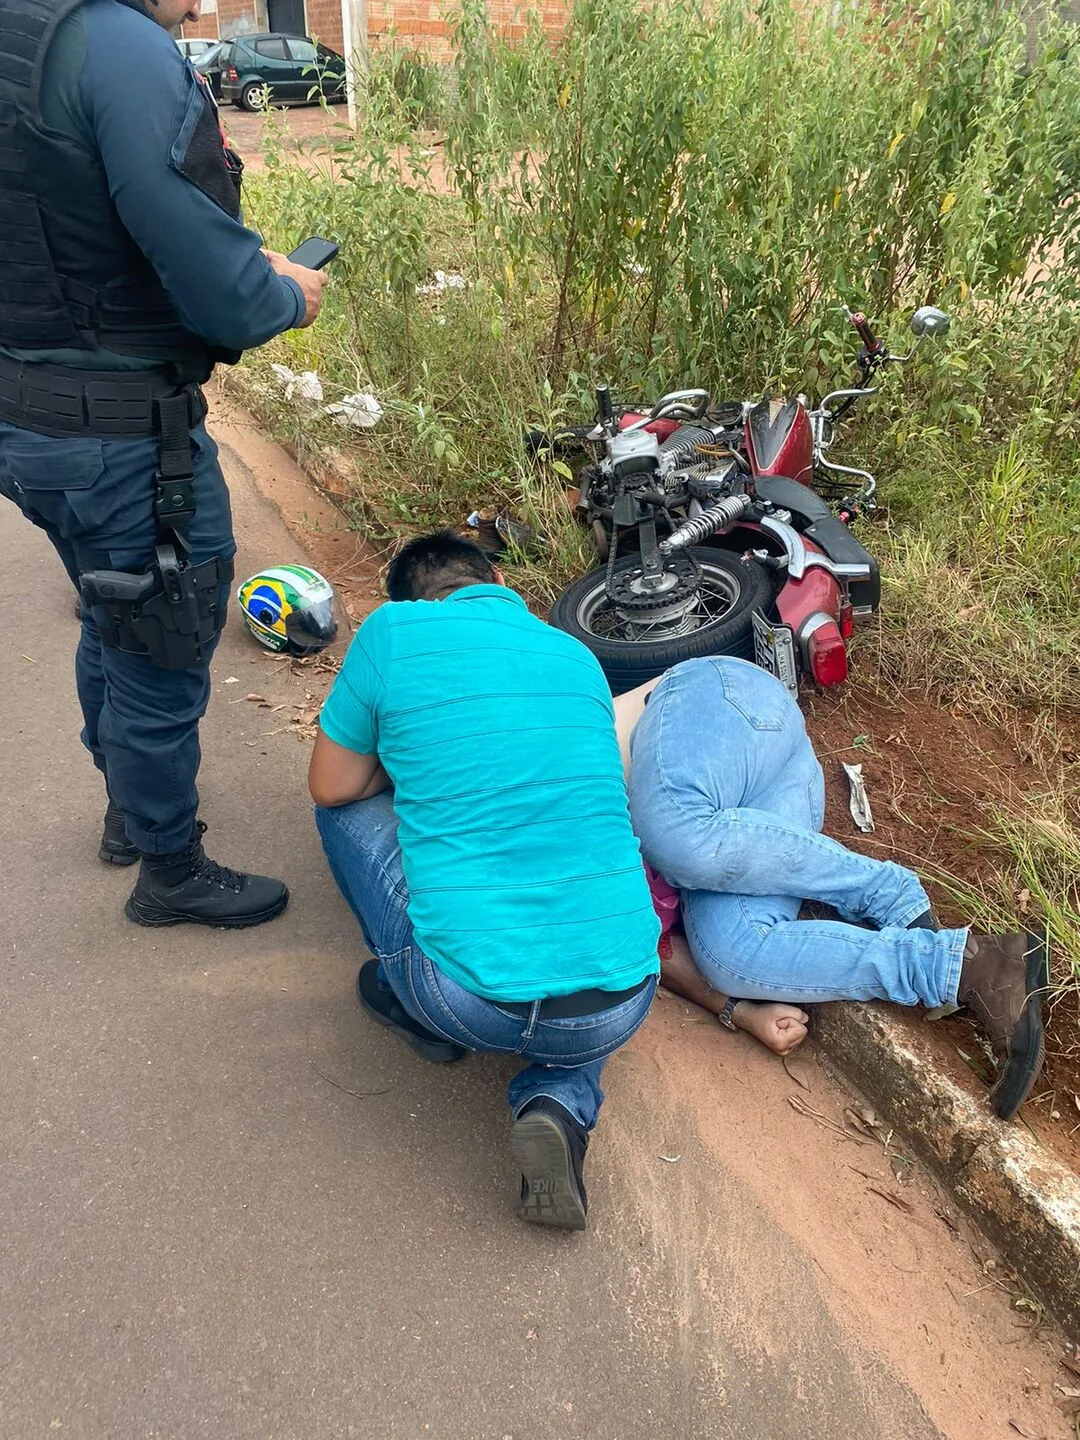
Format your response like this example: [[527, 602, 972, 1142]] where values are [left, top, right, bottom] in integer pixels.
[[227, 65, 239, 80], [808, 622, 848, 686], [838, 600, 854, 640]]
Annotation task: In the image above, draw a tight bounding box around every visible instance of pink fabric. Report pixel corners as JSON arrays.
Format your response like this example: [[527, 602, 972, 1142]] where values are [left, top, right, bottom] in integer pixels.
[[644, 863, 681, 936]]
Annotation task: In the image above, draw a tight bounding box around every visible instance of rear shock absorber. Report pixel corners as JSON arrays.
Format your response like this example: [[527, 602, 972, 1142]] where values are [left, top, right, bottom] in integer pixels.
[[659, 495, 752, 552]]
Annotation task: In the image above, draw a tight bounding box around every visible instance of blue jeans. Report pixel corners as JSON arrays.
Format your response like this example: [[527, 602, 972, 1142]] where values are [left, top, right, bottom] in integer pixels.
[[628, 658, 966, 1007], [315, 793, 656, 1131], [0, 420, 234, 853]]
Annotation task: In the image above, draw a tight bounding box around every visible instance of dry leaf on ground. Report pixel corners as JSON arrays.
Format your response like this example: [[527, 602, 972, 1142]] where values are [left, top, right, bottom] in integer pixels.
[[843, 1107, 878, 1141]]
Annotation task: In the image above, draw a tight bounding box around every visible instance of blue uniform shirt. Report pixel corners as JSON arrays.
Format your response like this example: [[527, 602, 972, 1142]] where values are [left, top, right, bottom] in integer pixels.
[[319, 586, 661, 1002], [4, 0, 303, 369]]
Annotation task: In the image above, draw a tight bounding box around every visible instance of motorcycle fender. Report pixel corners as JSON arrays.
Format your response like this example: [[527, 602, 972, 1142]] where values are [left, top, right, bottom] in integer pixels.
[[758, 515, 879, 614], [774, 560, 842, 640], [802, 517, 881, 614]]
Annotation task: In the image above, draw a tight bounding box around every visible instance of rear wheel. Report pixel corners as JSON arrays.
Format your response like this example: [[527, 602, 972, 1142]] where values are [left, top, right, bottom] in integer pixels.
[[549, 546, 773, 693], [239, 80, 268, 111]]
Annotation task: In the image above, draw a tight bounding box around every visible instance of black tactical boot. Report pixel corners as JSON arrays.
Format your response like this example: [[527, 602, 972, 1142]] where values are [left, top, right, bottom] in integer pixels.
[[957, 931, 1048, 1120], [511, 1097, 589, 1231], [125, 823, 289, 929], [98, 800, 138, 866]]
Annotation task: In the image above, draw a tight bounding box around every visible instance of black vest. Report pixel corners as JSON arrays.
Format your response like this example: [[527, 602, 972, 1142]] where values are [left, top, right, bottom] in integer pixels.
[[0, 0, 242, 377]]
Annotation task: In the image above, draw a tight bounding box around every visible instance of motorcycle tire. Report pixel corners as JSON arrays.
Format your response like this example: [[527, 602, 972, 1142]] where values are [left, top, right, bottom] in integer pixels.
[[549, 545, 774, 694]]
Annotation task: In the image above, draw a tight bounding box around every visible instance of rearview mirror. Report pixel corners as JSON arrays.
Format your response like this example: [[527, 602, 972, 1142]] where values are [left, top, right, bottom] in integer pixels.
[[910, 306, 951, 338]]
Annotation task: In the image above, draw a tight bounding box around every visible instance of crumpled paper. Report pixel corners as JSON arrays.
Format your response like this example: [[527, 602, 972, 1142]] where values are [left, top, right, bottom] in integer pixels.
[[841, 761, 875, 833], [269, 363, 324, 403], [323, 392, 383, 429]]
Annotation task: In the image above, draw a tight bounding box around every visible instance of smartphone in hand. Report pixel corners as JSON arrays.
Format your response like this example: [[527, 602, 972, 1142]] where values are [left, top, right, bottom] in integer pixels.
[[287, 237, 340, 270]]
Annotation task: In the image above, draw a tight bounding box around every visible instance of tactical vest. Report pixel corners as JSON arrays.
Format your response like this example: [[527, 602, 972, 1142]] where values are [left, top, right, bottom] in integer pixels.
[[0, 0, 243, 377]]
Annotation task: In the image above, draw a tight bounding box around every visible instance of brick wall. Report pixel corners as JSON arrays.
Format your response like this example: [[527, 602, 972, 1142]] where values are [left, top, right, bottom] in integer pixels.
[[181, 0, 574, 61], [305, 0, 346, 50], [181, 12, 222, 39]]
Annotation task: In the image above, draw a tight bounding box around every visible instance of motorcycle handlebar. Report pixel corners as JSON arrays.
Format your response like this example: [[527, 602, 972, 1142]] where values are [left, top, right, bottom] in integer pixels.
[[850, 310, 884, 357]]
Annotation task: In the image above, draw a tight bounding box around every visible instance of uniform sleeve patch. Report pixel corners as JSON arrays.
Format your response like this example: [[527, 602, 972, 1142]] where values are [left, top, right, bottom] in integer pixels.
[[169, 79, 241, 219]]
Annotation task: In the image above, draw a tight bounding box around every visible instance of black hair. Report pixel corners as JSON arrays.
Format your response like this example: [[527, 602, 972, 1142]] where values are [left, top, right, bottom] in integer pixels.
[[385, 530, 497, 602]]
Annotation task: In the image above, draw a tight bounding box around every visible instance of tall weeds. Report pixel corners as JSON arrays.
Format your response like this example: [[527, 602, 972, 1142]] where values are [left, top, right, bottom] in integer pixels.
[[243, 0, 1080, 711]]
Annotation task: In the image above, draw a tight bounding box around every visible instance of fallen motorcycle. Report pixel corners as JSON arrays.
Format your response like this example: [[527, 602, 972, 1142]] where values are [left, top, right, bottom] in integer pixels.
[[538, 305, 950, 694]]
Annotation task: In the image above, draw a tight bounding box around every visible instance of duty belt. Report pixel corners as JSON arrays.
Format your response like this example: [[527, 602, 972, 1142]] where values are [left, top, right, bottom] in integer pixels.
[[0, 352, 207, 439], [0, 354, 228, 671]]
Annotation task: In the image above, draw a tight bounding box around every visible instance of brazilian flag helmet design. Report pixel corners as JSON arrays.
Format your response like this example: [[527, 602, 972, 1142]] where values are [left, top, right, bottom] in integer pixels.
[[237, 565, 338, 655]]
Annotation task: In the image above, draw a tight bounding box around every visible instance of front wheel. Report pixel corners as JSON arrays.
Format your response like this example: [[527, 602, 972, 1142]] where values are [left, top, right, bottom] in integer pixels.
[[549, 546, 774, 693]]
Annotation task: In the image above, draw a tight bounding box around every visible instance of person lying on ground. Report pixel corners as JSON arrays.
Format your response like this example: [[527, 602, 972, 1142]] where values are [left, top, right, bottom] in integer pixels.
[[307, 531, 661, 1233], [642, 845, 808, 1054], [614, 656, 1048, 1121]]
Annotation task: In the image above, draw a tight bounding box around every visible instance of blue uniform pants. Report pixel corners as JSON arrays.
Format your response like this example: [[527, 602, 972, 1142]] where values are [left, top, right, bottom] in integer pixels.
[[0, 420, 235, 854], [628, 658, 967, 1007]]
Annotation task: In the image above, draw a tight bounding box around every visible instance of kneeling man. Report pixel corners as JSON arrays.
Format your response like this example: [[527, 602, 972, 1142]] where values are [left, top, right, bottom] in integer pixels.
[[309, 532, 660, 1230]]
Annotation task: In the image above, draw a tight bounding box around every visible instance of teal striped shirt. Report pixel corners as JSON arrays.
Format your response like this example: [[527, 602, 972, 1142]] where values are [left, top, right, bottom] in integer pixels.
[[319, 585, 660, 1001]]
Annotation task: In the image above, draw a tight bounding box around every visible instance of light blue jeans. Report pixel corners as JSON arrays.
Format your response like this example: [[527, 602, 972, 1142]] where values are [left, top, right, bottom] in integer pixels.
[[315, 794, 656, 1131], [628, 658, 966, 1007]]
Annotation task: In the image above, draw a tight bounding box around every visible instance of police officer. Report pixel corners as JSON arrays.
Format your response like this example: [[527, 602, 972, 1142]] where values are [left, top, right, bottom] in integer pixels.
[[0, 0, 328, 927]]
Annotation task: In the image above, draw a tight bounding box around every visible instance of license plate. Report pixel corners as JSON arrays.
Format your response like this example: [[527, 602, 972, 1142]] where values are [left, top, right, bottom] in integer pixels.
[[752, 610, 798, 696]]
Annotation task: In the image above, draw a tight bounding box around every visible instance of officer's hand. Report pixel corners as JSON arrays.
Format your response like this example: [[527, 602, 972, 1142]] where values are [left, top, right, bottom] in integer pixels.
[[264, 250, 329, 330]]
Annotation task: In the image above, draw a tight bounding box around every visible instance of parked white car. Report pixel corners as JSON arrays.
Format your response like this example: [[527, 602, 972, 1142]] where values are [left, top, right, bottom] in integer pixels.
[[175, 38, 217, 60]]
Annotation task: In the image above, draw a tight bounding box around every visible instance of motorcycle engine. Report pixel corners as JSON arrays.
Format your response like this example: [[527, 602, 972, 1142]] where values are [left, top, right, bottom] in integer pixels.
[[606, 428, 662, 485], [688, 457, 739, 501]]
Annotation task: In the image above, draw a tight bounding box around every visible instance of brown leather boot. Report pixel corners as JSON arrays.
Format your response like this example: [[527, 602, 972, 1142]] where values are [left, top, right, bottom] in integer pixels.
[[957, 931, 1048, 1120]]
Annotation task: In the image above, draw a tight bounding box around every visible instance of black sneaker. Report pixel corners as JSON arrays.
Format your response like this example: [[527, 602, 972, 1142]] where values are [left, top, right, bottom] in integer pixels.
[[98, 800, 138, 867], [355, 961, 467, 1064], [510, 1097, 589, 1231], [907, 909, 940, 931], [125, 822, 288, 929]]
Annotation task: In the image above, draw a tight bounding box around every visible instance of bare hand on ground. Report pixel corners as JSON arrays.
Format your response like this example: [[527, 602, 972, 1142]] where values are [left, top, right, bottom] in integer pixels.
[[264, 250, 328, 329], [732, 1001, 810, 1056], [658, 931, 809, 1055]]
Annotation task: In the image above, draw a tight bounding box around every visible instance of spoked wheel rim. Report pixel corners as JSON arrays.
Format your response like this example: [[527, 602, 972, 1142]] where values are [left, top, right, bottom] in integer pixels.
[[574, 559, 745, 646]]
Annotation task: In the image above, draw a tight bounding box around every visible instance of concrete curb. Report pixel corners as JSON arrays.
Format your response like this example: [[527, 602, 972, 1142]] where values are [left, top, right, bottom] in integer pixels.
[[814, 1000, 1080, 1340]]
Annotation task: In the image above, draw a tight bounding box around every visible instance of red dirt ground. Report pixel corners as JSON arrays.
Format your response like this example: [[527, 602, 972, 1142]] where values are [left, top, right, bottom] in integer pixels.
[[802, 683, 1080, 1176]]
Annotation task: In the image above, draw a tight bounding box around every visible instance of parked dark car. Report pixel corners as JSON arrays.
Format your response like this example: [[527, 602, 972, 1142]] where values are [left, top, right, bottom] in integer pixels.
[[219, 34, 346, 110], [192, 40, 227, 99]]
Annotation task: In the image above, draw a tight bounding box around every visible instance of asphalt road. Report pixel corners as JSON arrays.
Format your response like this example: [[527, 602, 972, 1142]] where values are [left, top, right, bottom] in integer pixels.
[[0, 422, 1038, 1440]]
